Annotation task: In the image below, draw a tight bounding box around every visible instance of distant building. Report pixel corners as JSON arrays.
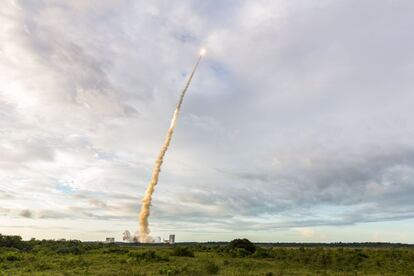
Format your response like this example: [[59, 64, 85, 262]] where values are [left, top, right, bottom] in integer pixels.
[[105, 237, 115, 243], [169, 234, 175, 244]]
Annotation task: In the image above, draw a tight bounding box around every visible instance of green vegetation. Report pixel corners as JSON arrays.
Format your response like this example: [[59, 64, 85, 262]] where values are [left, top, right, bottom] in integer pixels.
[[171, 246, 195, 257], [228, 238, 256, 257], [1, 234, 414, 275]]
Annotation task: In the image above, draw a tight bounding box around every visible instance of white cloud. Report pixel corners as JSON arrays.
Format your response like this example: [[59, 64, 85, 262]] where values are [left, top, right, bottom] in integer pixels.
[[1, 0, 414, 242]]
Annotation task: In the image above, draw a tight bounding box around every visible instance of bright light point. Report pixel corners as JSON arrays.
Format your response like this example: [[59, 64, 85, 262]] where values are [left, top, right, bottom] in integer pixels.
[[200, 48, 206, 56]]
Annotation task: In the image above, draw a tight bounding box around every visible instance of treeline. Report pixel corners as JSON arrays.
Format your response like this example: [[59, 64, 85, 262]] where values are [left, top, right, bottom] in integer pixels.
[[0, 234, 107, 254], [181, 241, 414, 249], [193, 239, 414, 273], [0, 234, 29, 250], [2, 233, 412, 250], [256, 242, 414, 249]]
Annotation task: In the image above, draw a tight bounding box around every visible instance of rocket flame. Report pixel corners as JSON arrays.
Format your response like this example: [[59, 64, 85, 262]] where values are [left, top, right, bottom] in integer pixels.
[[138, 51, 204, 243], [200, 48, 206, 56]]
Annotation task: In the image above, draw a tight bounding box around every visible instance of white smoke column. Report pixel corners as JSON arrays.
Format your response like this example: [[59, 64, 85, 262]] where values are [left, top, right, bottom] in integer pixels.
[[138, 49, 206, 243]]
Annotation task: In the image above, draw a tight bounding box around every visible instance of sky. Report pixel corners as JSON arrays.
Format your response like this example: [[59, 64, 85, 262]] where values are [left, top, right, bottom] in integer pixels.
[[1, 0, 414, 243]]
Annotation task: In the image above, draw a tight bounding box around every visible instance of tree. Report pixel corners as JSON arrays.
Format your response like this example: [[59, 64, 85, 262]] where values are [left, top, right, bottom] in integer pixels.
[[228, 238, 256, 254]]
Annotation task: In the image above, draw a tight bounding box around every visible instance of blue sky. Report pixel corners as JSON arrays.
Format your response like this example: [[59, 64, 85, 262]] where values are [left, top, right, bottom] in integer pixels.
[[1, 0, 414, 243]]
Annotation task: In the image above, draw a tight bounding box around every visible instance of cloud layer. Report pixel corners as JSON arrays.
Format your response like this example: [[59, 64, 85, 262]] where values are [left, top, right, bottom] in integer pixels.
[[1, 0, 414, 242]]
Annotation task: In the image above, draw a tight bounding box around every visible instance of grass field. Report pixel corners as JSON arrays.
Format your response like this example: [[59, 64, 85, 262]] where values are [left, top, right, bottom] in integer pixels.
[[1, 235, 414, 275]]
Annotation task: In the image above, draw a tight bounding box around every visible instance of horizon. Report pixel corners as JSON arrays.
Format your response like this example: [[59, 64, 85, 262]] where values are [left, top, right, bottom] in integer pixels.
[[1, 1, 414, 243], [3, 233, 414, 246]]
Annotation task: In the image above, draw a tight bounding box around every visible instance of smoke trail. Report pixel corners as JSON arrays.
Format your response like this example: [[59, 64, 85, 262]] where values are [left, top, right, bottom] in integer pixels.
[[138, 50, 205, 243]]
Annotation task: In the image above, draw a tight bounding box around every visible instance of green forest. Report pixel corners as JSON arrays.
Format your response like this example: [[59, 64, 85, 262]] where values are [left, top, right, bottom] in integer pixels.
[[1, 234, 413, 275]]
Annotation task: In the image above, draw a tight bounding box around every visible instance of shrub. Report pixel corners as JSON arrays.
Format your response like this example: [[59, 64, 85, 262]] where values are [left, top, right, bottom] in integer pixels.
[[157, 265, 181, 275], [252, 248, 273, 258], [228, 239, 256, 254], [0, 247, 19, 254], [348, 251, 369, 268], [229, 248, 252, 258], [54, 245, 83, 255], [34, 260, 51, 271], [171, 246, 194, 257], [102, 247, 129, 254], [5, 253, 20, 262], [204, 260, 219, 274], [0, 234, 31, 251], [128, 250, 168, 262]]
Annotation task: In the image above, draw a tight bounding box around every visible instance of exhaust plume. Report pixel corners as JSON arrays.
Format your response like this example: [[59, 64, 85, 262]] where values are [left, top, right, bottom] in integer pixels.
[[138, 50, 205, 243]]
